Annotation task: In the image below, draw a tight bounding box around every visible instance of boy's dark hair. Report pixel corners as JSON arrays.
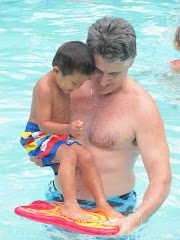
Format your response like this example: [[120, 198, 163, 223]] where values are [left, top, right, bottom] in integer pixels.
[[52, 41, 95, 76]]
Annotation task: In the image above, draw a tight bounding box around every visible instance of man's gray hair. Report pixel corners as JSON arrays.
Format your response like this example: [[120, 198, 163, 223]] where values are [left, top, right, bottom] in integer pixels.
[[86, 16, 136, 63]]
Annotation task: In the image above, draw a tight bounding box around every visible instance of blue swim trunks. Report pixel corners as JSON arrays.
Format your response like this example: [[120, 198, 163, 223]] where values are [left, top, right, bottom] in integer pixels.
[[46, 181, 137, 217], [20, 122, 81, 167]]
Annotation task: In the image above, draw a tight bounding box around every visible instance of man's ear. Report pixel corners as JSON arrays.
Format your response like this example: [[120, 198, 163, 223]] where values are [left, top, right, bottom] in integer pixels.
[[128, 54, 137, 68]]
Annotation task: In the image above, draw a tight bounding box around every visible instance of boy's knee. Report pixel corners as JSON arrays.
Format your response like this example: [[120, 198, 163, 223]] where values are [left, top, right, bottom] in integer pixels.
[[85, 151, 93, 161], [30, 156, 43, 167], [79, 150, 94, 166], [56, 144, 77, 160]]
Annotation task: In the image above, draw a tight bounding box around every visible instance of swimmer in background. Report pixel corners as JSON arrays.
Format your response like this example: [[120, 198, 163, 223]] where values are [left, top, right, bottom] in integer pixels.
[[20, 41, 122, 222], [168, 26, 180, 72]]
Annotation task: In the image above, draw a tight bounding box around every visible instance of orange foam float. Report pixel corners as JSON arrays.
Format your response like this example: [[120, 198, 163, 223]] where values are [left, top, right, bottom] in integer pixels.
[[14, 200, 119, 235]]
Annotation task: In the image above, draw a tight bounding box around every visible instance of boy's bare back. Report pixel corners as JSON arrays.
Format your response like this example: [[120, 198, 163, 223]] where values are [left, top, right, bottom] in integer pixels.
[[29, 70, 70, 128]]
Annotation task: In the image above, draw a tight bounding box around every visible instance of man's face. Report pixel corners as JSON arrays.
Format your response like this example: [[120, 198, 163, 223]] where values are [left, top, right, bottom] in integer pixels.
[[92, 54, 131, 95]]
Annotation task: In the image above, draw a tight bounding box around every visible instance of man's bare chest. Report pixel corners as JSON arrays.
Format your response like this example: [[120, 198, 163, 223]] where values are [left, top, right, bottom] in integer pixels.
[[70, 96, 135, 149]]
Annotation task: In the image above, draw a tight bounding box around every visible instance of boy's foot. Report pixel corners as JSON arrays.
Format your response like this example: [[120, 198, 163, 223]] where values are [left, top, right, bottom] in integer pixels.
[[96, 203, 123, 219], [62, 204, 92, 222]]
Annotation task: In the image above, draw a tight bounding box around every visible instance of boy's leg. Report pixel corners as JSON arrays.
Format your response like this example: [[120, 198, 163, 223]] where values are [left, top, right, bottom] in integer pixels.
[[70, 144, 123, 219], [53, 144, 91, 222]]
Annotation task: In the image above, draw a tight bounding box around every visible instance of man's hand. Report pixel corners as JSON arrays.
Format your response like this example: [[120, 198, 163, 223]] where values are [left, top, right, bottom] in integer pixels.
[[102, 213, 141, 235], [69, 120, 83, 138]]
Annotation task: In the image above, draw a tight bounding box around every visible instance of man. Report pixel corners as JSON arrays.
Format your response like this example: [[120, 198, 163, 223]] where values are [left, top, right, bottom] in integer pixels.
[[32, 16, 172, 235]]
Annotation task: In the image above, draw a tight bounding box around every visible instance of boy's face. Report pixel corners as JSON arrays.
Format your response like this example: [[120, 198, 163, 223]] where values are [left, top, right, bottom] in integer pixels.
[[56, 70, 90, 94]]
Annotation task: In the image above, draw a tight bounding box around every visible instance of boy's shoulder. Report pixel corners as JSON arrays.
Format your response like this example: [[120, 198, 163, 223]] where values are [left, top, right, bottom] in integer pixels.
[[33, 71, 54, 94], [38, 71, 53, 84]]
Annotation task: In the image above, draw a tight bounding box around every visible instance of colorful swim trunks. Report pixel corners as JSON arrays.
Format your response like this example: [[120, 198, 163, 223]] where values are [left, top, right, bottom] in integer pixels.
[[20, 122, 81, 167]]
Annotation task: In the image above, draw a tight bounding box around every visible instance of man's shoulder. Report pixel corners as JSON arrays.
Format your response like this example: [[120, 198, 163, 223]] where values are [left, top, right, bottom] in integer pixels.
[[128, 77, 155, 104], [128, 78, 159, 120]]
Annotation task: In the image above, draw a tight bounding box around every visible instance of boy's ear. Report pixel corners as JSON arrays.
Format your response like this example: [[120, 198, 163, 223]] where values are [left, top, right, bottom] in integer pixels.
[[53, 66, 62, 76]]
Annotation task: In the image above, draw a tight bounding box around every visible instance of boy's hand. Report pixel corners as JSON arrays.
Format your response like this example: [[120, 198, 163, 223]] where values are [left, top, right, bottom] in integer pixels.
[[69, 120, 83, 138]]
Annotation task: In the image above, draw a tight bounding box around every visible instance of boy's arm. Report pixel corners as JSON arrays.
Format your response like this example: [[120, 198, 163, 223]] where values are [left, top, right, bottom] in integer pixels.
[[36, 82, 69, 135], [36, 82, 82, 136]]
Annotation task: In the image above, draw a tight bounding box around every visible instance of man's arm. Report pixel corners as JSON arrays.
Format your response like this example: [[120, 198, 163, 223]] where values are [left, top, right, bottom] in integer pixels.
[[132, 98, 171, 224], [104, 97, 172, 234]]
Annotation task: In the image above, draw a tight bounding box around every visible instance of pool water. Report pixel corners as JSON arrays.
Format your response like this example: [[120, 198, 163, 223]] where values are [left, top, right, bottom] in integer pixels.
[[0, 0, 180, 239]]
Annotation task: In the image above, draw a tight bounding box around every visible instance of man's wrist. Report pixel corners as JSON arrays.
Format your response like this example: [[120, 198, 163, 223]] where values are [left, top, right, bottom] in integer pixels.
[[134, 211, 142, 225], [130, 210, 143, 228]]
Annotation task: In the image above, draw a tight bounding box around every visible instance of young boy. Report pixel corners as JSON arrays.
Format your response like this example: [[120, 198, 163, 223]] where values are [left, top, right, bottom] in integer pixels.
[[20, 41, 122, 222], [168, 26, 180, 72]]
